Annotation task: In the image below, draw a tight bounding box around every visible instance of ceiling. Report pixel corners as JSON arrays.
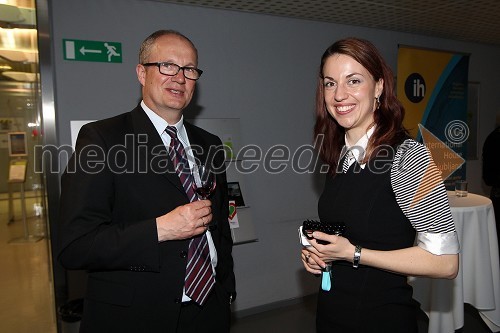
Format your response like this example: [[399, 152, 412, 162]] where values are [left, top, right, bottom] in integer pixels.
[[160, 0, 500, 47], [1, 0, 500, 83]]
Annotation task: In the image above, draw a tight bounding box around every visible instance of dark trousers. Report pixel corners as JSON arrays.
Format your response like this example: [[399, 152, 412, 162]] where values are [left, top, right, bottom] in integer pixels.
[[176, 284, 231, 333]]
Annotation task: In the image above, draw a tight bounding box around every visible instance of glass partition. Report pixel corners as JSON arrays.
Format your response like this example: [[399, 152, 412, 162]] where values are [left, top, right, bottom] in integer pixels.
[[0, 0, 57, 331]]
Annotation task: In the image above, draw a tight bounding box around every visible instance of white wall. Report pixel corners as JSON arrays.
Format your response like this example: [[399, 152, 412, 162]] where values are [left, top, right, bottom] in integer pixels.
[[51, 0, 500, 312]]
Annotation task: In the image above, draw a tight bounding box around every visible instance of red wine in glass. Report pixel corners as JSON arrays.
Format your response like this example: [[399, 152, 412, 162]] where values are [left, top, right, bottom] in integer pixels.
[[193, 164, 216, 200], [195, 187, 213, 198]]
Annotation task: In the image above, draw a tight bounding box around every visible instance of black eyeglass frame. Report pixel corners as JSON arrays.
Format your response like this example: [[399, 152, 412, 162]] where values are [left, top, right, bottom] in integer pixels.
[[142, 62, 203, 80]]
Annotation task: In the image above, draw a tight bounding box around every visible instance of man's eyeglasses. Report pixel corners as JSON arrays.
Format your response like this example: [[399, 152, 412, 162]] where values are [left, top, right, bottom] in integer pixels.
[[142, 62, 203, 80]]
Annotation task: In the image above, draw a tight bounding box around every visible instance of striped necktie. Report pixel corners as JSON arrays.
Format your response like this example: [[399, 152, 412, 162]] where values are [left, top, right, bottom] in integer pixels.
[[342, 149, 354, 173], [166, 126, 215, 305]]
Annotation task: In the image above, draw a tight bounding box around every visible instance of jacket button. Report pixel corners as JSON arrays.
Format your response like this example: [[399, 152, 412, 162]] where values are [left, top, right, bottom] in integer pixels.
[[180, 251, 187, 258], [174, 297, 181, 304]]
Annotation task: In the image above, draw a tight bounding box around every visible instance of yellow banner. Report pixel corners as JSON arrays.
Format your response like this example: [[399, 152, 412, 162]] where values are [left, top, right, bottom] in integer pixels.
[[397, 47, 455, 138], [397, 46, 469, 185]]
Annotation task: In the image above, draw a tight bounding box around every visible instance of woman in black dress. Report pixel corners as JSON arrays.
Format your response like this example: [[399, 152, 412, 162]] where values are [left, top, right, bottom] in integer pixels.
[[301, 38, 460, 333]]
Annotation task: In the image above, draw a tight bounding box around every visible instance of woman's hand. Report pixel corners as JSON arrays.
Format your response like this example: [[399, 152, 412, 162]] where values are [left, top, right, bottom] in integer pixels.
[[301, 247, 323, 274], [301, 231, 356, 272]]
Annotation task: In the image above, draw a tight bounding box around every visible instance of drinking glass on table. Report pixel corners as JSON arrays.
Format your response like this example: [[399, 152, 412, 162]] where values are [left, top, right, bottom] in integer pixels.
[[455, 180, 468, 197]]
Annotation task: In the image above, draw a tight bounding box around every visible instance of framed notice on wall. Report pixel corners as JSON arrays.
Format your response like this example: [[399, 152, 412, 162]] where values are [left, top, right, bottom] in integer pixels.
[[227, 182, 245, 207], [8, 132, 28, 157]]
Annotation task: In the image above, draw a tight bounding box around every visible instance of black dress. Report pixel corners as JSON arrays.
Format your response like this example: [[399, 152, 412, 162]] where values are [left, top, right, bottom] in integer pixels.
[[316, 151, 418, 333]]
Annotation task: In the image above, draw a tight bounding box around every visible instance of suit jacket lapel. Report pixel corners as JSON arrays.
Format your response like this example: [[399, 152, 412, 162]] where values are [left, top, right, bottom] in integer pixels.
[[129, 106, 185, 195], [184, 121, 208, 165]]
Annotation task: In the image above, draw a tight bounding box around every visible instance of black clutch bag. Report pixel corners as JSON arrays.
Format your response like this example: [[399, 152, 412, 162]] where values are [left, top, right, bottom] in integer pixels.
[[302, 219, 345, 244]]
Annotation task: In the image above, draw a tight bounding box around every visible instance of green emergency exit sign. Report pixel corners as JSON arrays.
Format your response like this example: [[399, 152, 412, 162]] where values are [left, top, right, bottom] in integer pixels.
[[63, 39, 122, 63]]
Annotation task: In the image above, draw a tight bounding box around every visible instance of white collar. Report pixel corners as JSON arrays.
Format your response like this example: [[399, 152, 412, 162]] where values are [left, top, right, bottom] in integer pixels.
[[141, 100, 188, 142], [343, 125, 376, 166]]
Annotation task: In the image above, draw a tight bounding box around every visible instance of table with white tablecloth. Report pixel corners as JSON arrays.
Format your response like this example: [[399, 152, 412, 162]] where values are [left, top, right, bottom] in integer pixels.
[[410, 192, 500, 333]]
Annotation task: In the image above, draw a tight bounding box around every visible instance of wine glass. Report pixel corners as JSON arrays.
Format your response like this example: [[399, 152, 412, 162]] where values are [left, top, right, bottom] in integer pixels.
[[192, 164, 216, 200]]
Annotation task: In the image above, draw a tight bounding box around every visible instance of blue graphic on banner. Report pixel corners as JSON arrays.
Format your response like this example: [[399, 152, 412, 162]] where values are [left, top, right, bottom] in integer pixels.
[[418, 55, 469, 188]]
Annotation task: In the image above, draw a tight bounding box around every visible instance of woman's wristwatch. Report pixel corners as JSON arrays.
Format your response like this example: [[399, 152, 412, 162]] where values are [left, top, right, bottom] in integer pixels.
[[353, 245, 362, 268]]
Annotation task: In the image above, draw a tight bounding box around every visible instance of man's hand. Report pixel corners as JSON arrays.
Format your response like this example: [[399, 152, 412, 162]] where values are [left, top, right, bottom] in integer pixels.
[[156, 200, 212, 242]]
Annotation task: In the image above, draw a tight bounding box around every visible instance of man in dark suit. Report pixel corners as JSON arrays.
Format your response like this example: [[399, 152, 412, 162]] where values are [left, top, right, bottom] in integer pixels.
[[58, 30, 236, 333]]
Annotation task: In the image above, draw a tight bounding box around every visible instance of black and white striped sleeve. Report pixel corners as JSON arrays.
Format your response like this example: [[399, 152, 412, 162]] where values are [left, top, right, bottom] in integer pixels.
[[391, 139, 460, 255]]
